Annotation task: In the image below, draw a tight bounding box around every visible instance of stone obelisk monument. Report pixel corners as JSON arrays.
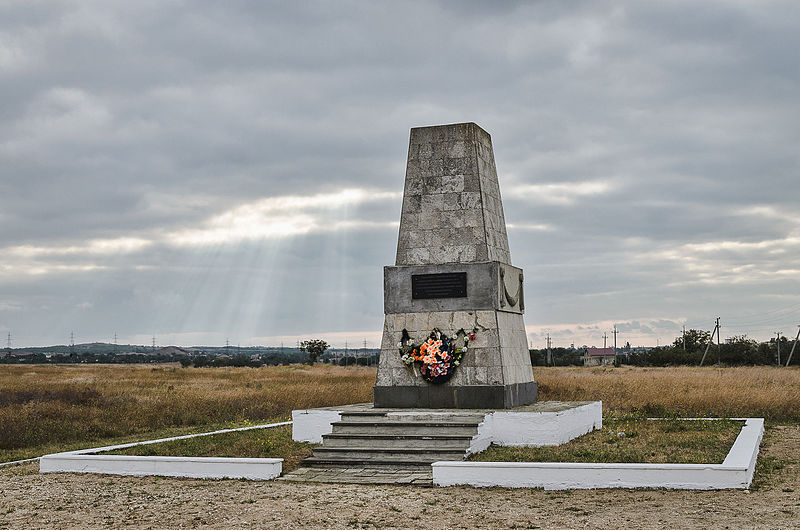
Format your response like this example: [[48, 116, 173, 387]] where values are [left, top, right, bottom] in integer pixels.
[[375, 122, 537, 409]]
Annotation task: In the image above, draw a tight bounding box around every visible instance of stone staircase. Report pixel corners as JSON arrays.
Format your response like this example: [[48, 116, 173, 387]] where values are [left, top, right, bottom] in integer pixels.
[[280, 409, 484, 485]]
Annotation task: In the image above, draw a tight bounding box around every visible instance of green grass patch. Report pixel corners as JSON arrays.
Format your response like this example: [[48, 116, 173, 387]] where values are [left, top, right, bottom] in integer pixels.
[[469, 413, 744, 464], [102, 424, 316, 472]]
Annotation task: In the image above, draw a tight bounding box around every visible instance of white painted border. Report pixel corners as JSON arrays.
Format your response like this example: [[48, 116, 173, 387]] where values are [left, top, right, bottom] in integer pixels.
[[468, 402, 602, 454], [433, 418, 764, 490], [39, 421, 291, 480]]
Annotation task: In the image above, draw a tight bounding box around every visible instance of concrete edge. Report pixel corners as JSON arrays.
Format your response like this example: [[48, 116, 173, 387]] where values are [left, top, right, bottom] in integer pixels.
[[468, 401, 602, 453], [39, 421, 292, 480], [433, 417, 764, 490]]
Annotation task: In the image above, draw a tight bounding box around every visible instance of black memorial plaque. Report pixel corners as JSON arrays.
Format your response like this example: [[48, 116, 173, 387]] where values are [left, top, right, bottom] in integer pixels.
[[411, 272, 467, 299]]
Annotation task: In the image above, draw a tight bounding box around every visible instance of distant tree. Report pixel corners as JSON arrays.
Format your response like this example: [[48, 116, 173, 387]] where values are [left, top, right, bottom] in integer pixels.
[[673, 329, 711, 352], [193, 355, 210, 368], [300, 339, 330, 365], [529, 349, 544, 366]]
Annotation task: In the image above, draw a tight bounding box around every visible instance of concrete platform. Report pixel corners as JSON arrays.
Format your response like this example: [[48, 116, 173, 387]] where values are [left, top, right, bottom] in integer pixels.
[[292, 401, 602, 452]]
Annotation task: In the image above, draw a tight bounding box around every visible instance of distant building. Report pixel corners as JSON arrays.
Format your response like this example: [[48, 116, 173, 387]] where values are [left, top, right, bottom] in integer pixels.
[[583, 347, 616, 367]]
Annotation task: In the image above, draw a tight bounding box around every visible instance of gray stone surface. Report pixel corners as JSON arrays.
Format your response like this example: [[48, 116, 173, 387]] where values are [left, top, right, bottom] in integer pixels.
[[396, 123, 511, 266], [383, 262, 523, 315], [279, 466, 433, 486]]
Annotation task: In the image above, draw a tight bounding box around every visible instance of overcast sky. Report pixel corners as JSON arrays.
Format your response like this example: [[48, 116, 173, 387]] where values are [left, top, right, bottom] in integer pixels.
[[2, 1, 799, 349]]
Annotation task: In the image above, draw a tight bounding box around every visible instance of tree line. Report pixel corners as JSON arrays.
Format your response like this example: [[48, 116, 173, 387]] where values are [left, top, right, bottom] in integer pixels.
[[528, 329, 798, 367]]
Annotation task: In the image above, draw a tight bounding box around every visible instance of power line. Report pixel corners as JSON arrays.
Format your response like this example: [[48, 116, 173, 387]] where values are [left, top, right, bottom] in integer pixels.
[[724, 300, 800, 322]]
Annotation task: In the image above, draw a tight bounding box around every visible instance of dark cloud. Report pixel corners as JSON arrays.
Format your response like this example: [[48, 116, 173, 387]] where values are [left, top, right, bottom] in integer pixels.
[[1, 1, 798, 347]]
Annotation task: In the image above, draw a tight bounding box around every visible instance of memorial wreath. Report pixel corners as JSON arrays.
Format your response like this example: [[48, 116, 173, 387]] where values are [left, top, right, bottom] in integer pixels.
[[398, 327, 477, 384]]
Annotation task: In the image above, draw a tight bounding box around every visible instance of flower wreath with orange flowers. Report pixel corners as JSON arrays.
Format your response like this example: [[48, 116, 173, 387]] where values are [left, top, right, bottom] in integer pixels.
[[398, 327, 477, 384]]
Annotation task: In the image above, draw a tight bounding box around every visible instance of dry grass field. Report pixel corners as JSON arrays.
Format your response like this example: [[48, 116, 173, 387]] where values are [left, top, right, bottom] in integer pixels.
[[2, 363, 799, 464], [0, 363, 373, 462], [2, 363, 800, 528], [535, 365, 800, 421]]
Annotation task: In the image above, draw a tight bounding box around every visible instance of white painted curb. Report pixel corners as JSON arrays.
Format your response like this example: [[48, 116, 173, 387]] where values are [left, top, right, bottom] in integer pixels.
[[40, 421, 291, 480], [433, 418, 764, 490], [40, 454, 282, 480]]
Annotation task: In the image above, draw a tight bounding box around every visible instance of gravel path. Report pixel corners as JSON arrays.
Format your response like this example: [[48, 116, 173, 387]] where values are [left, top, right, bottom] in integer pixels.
[[1, 425, 797, 529]]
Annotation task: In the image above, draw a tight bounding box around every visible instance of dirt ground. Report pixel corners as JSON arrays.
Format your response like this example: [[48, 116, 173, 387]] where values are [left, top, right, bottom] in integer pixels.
[[1, 425, 797, 530]]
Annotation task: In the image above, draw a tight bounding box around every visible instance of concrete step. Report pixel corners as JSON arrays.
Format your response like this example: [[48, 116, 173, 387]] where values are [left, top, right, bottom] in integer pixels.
[[303, 456, 438, 467], [331, 421, 479, 436], [312, 447, 466, 462], [321, 433, 473, 449], [338, 411, 389, 422], [291, 409, 482, 484], [339, 411, 484, 423], [279, 465, 433, 485]]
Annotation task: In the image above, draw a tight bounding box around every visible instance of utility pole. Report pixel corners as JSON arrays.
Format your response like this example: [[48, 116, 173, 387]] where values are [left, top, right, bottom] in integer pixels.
[[363, 338, 368, 366], [6, 332, 11, 350], [682, 325, 686, 352], [700, 317, 720, 367], [776, 332, 782, 366], [546, 334, 552, 366], [602, 332, 608, 349], [612, 327, 618, 351], [344, 340, 349, 367], [152, 335, 157, 351], [786, 326, 800, 367]]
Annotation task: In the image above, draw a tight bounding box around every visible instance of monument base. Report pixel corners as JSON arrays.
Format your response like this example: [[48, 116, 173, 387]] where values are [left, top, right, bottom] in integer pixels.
[[373, 381, 537, 409]]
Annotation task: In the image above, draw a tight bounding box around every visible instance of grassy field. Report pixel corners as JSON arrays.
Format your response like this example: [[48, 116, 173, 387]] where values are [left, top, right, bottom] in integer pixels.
[[535, 365, 800, 421], [470, 415, 744, 464], [0, 363, 373, 462], [1, 363, 798, 463]]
